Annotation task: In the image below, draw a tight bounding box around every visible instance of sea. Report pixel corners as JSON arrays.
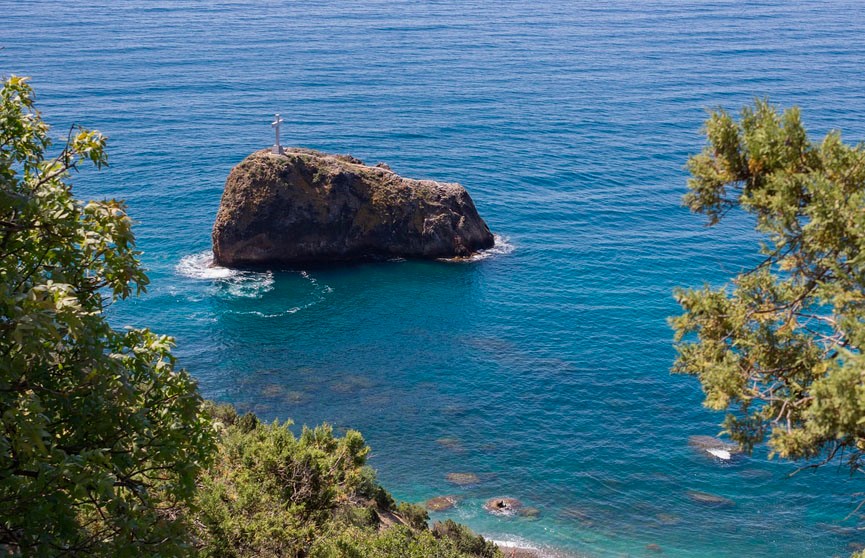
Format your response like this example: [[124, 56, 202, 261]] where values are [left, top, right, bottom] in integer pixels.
[[4, 1, 865, 556]]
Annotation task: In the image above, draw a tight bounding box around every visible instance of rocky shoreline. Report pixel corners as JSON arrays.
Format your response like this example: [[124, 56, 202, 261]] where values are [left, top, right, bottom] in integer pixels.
[[495, 544, 544, 558], [421, 496, 567, 558], [494, 541, 576, 558]]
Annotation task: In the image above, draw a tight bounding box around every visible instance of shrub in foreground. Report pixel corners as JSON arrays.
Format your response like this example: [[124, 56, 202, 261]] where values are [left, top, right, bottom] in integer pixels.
[[194, 403, 502, 558]]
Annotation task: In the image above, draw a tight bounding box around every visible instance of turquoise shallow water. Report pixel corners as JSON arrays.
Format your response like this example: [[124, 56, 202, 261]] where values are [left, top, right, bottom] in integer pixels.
[[4, 1, 865, 555]]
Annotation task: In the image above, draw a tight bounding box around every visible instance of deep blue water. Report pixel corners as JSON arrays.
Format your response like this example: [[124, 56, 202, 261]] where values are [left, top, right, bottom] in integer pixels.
[[4, 1, 865, 556]]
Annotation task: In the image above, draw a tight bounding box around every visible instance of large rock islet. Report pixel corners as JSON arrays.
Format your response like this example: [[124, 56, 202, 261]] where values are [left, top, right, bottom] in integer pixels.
[[212, 148, 495, 266]]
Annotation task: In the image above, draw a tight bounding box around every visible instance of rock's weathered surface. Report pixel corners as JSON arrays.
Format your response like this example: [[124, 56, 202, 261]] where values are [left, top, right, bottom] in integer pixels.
[[212, 148, 494, 266]]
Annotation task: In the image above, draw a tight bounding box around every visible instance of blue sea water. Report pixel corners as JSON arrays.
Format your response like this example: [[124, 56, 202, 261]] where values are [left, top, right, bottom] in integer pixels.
[[4, 1, 865, 555]]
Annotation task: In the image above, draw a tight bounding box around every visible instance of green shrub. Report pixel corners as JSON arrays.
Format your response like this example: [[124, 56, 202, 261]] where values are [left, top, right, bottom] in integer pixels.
[[311, 525, 492, 558], [193, 405, 502, 558], [395, 502, 430, 531], [0, 75, 214, 557], [433, 519, 501, 558], [194, 418, 369, 557]]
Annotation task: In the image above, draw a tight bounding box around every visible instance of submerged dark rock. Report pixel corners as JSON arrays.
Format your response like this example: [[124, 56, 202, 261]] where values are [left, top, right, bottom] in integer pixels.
[[687, 490, 735, 508], [436, 437, 464, 453], [446, 472, 480, 486], [484, 497, 523, 515], [425, 495, 461, 512], [212, 148, 494, 266]]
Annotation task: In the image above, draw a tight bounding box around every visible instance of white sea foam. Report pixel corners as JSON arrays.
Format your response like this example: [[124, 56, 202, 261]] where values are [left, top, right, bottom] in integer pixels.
[[440, 234, 515, 262], [174, 257, 334, 316], [228, 270, 331, 317], [176, 251, 236, 279], [492, 538, 557, 557], [707, 448, 732, 461], [229, 307, 302, 318], [223, 273, 275, 298], [175, 251, 274, 298]]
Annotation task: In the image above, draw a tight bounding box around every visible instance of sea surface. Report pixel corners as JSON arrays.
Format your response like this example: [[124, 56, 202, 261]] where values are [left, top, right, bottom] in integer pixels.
[[4, 1, 865, 556]]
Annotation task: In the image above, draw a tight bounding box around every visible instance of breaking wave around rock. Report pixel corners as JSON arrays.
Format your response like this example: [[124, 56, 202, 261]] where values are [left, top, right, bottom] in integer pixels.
[[176, 251, 274, 298], [441, 234, 515, 262], [176, 251, 235, 280], [176, 252, 332, 315]]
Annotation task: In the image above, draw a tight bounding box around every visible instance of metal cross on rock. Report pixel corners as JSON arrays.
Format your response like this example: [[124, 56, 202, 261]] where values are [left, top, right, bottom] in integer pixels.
[[271, 113, 284, 154]]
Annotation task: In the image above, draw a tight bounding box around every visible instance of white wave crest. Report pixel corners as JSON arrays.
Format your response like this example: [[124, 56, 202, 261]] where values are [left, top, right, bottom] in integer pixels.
[[174, 255, 333, 315], [175, 251, 275, 299], [227, 270, 331, 317], [440, 234, 515, 262], [223, 273, 275, 298], [176, 251, 236, 279]]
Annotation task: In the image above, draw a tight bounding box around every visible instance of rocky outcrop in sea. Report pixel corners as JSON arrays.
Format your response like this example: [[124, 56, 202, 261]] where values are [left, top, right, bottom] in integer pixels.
[[212, 148, 494, 266]]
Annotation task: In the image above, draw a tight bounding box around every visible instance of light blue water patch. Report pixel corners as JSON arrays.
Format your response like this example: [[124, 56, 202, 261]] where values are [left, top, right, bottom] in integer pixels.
[[3, 1, 865, 555]]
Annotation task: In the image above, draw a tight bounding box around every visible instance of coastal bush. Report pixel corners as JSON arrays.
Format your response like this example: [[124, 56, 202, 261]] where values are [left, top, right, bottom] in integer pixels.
[[431, 519, 501, 558], [193, 416, 369, 557], [673, 100, 865, 472], [194, 404, 502, 558], [0, 76, 214, 555], [310, 525, 483, 558], [393, 502, 430, 531]]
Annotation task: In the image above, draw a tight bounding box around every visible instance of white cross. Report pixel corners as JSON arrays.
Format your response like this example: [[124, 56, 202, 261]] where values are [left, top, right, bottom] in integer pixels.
[[271, 113, 284, 154]]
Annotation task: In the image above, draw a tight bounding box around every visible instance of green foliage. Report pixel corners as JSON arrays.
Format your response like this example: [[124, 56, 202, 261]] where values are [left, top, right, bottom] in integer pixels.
[[193, 415, 370, 557], [672, 100, 865, 470], [310, 524, 495, 558], [431, 520, 501, 558], [393, 502, 430, 531], [0, 76, 214, 555], [355, 465, 394, 510], [194, 407, 500, 558], [310, 515, 503, 558]]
